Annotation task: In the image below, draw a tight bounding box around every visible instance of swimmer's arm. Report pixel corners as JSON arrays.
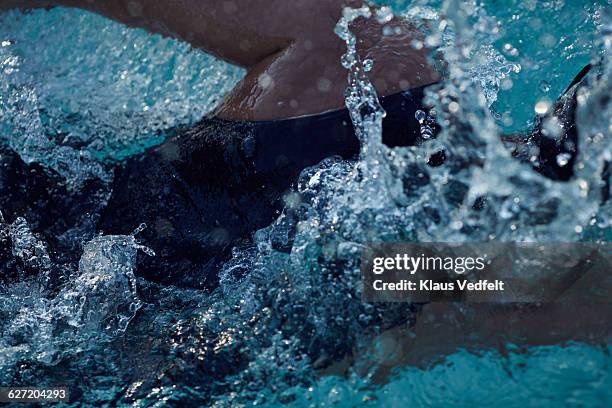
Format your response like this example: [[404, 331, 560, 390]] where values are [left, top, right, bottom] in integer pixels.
[[0, 0, 364, 68]]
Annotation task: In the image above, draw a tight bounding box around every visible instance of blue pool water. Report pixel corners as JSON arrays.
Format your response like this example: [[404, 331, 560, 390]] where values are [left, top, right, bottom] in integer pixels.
[[0, 1, 610, 406]]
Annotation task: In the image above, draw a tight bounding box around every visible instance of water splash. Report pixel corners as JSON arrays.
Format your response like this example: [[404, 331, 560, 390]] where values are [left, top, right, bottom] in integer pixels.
[[574, 6, 612, 232], [0, 218, 153, 369], [9, 217, 52, 276], [0, 2, 609, 405], [0, 41, 112, 193], [205, 1, 610, 403], [0, 7, 243, 173]]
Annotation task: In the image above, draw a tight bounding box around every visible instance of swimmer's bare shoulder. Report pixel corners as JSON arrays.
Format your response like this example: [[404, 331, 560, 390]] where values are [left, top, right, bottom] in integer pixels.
[[2, 0, 439, 120]]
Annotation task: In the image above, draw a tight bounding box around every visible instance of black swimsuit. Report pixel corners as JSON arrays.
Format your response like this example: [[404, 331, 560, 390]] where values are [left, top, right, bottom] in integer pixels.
[[96, 84, 436, 288], [0, 71, 600, 289]]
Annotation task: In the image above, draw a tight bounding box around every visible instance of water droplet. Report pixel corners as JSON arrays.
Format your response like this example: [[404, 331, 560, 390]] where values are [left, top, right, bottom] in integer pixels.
[[543, 116, 562, 138], [534, 100, 551, 115], [340, 54, 352, 69], [415, 110, 427, 123], [539, 80, 551, 93], [410, 39, 424, 50], [376, 6, 394, 23], [451, 221, 463, 230], [556, 153, 571, 167], [421, 128, 433, 139], [258, 73, 274, 89], [382, 26, 394, 36], [132, 223, 147, 235], [363, 59, 374, 72]]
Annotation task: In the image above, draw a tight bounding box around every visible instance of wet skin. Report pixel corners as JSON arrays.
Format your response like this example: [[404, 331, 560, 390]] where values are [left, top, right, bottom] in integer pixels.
[[3, 0, 439, 120]]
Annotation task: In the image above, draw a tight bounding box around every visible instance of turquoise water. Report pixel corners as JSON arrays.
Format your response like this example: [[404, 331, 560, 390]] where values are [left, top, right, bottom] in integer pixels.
[[375, 0, 603, 131], [299, 344, 612, 407], [0, 1, 610, 406], [0, 8, 243, 164]]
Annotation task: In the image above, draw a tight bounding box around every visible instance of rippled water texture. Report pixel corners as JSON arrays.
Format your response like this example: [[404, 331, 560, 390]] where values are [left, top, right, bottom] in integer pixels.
[[0, 1, 610, 406]]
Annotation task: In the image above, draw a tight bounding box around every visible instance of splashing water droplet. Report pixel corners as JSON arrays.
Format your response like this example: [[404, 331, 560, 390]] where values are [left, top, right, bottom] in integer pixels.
[[543, 116, 562, 138], [382, 25, 394, 36], [363, 59, 374, 72], [421, 128, 433, 139], [556, 153, 571, 167], [448, 101, 460, 113], [411, 39, 424, 50], [414, 109, 435, 139], [539, 80, 551, 93], [340, 54, 352, 69], [415, 110, 427, 123], [375, 6, 394, 23], [534, 99, 551, 115]]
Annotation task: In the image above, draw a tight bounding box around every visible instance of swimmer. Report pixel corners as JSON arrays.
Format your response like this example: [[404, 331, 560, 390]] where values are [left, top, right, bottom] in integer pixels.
[[4, 0, 439, 120], [0, 1, 602, 289], [1, 1, 609, 382]]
